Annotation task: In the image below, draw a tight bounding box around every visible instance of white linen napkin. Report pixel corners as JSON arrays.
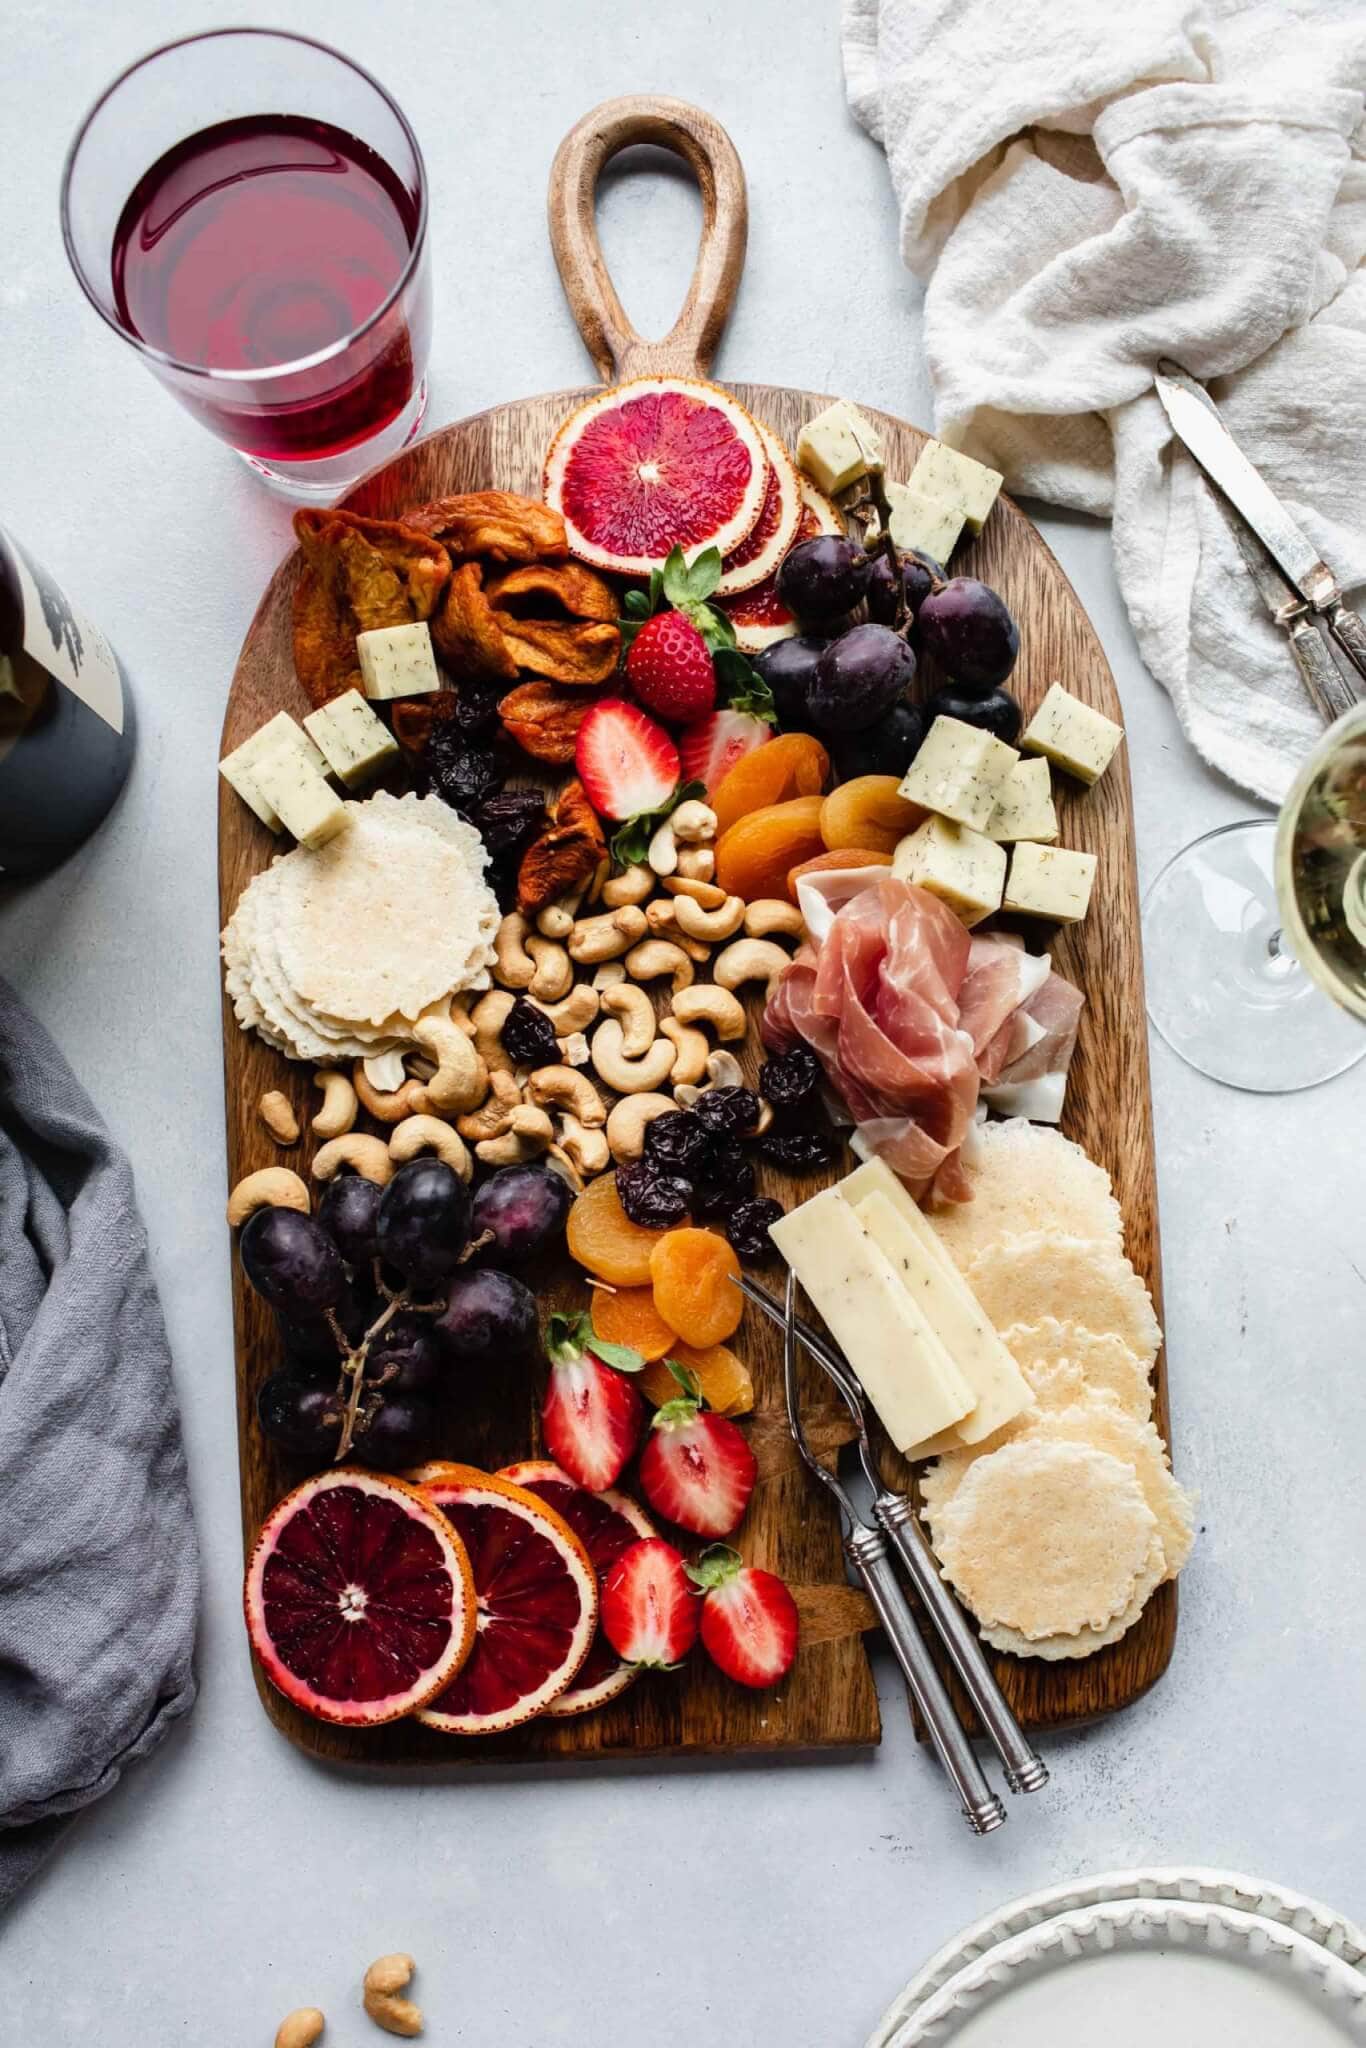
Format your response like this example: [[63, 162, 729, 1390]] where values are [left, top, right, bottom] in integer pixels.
[[843, 0, 1366, 801]]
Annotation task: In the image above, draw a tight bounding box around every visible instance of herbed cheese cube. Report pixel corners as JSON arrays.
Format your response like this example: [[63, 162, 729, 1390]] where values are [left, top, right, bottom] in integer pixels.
[[250, 743, 351, 850], [898, 715, 1019, 832], [907, 440, 1003, 535], [1020, 681, 1124, 786], [303, 689, 400, 788], [987, 756, 1058, 844], [357, 621, 440, 702], [1004, 840, 1096, 923], [219, 712, 327, 831], [892, 814, 1006, 926], [885, 482, 965, 565], [795, 400, 883, 497]]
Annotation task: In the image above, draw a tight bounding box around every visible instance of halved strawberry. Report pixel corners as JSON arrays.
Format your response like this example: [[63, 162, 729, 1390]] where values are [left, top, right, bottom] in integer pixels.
[[600, 1537, 699, 1668], [637, 1387, 758, 1538], [677, 709, 771, 797], [687, 1545, 799, 1689], [575, 700, 681, 823], [541, 1312, 645, 1493]]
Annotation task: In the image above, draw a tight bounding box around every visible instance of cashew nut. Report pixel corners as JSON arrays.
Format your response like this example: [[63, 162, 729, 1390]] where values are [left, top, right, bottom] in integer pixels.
[[529, 984, 599, 1034], [675, 844, 716, 882], [363, 1049, 408, 1093], [601, 864, 654, 908], [471, 989, 516, 1075], [713, 937, 793, 996], [476, 1104, 554, 1166], [275, 2010, 325, 2048], [526, 935, 573, 1002], [745, 898, 806, 940], [624, 939, 695, 993], [353, 1063, 429, 1125], [591, 1017, 678, 1094], [703, 1049, 746, 1089], [448, 994, 478, 1039], [670, 983, 747, 1041], [646, 898, 679, 936], [557, 1114, 610, 1178], [310, 1135, 395, 1186], [584, 853, 611, 903], [389, 1115, 472, 1181], [559, 1030, 591, 1068], [258, 1090, 300, 1145], [672, 892, 746, 942], [662, 875, 727, 908], [671, 799, 718, 844], [568, 905, 649, 964], [606, 1092, 677, 1163], [592, 959, 627, 990], [600, 982, 657, 1059], [312, 1069, 358, 1140], [457, 1068, 520, 1141], [545, 1145, 585, 1195], [526, 1065, 607, 1127], [413, 1012, 487, 1115], [362, 1953, 423, 2038], [492, 910, 538, 989], [226, 1167, 310, 1228], [659, 1017, 710, 1085], [535, 889, 583, 939], [646, 820, 678, 875]]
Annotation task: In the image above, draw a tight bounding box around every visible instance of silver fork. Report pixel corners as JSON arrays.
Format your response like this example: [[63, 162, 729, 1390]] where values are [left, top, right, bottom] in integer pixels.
[[776, 1271, 1008, 1835], [741, 1273, 1047, 1799]]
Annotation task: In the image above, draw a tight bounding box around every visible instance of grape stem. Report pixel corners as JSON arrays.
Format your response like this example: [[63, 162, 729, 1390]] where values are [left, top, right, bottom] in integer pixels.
[[333, 1293, 407, 1462], [863, 468, 909, 633]]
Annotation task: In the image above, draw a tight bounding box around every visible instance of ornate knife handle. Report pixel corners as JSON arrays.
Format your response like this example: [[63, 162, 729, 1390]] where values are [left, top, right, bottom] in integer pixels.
[[1325, 601, 1366, 693]]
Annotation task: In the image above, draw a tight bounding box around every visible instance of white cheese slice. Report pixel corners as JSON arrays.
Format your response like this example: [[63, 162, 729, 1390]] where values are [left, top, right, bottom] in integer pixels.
[[357, 621, 441, 701], [892, 815, 1006, 926], [987, 756, 1058, 844], [250, 743, 351, 850], [884, 482, 965, 565], [1004, 840, 1097, 922], [768, 1188, 975, 1455], [219, 712, 328, 831], [795, 400, 883, 497], [303, 689, 400, 788], [898, 716, 1019, 832], [907, 440, 1004, 534], [1020, 681, 1124, 786]]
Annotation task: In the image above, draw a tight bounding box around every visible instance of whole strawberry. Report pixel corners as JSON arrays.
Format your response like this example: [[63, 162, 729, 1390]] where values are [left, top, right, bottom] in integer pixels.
[[626, 611, 716, 723]]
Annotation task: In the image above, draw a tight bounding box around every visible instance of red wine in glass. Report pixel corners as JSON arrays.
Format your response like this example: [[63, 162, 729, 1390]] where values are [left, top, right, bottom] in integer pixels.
[[110, 113, 426, 463]]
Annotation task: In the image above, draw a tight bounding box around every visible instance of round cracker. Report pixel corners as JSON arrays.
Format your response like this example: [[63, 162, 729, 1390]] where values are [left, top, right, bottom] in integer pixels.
[[928, 1120, 1124, 1270], [964, 1232, 1163, 1366], [1001, 1318, 1152, 1420], [981, 1554, 1165, 1659], [1010, 1401, 1195, 1580], [933, 1440, 1159, 1640]]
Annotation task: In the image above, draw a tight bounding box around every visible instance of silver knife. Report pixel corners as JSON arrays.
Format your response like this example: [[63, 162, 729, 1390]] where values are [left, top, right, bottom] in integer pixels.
[[1227, 517, 1359, 724], [1154, 360, 1366, 690]]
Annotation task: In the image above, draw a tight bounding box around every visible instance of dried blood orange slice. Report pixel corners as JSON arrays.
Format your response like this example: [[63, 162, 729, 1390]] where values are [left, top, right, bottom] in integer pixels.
[[244, 1469, 476, 1728], [411, 1463, 598, 1733], [715, 426, 802, 596], [544, 377, 768, 576], [718, 476, 844, 652], [499, 1459, 658, 1717]]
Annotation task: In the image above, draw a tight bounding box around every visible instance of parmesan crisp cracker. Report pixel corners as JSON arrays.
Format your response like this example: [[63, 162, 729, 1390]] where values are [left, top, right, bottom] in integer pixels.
[[1003, 1319, 1153, 1420], [929, 1120, 1124, 1270], [982, 1567, 1162, 1659], [964, 1232, 1162, 1366]]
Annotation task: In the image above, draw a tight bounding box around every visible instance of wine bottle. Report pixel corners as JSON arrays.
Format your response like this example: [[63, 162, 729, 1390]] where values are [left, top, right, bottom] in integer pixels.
[[0, 524, 136, 879]]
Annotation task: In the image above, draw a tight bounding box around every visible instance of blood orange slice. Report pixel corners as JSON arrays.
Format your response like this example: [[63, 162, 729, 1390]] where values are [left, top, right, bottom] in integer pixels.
[[718, 476, 844, 652], [715, 426, 802, 596], [499, 1459, 657, 1717], [410, 1463, 598, 1733], [544, 376, 768, 576], [244, 1469, 476, 1728]]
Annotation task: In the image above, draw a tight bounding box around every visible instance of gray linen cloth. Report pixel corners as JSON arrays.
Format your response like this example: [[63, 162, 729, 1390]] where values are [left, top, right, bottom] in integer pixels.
[[0, 976, 197, 1910]]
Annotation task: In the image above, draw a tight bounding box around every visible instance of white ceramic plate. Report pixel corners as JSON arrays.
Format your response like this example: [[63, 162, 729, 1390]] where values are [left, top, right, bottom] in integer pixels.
[[868, 1866, 1366, 2045], [877, 1898, 1366, 2046]]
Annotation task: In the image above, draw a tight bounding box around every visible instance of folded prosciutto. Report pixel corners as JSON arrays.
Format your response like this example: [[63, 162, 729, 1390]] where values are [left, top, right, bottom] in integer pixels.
[[763, 874, 1082, 1202]]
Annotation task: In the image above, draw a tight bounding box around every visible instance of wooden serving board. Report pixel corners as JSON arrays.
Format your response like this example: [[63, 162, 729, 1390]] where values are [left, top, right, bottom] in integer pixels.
[[219, 97, 1172, 1769]]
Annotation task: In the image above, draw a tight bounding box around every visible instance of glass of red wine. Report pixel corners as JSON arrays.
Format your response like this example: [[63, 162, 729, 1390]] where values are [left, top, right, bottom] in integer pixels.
[[61, 29, 431, 502]]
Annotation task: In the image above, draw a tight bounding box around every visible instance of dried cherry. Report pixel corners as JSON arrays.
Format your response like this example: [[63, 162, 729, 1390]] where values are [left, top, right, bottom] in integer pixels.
[[725, 1197, 784, 1259], [448, 680, 504, 741], [692, 1087, 761, 1137], [615, 1160, 693, 1230], [693, 1148, 755, 1217], [642, 1111, 713, 1177], [758, 1126, 839, 1173], [424, 732, 504, 816], [502, 997, 559, 1068], [759, 1048, 821, 1108], [475, 788, 546, 856]]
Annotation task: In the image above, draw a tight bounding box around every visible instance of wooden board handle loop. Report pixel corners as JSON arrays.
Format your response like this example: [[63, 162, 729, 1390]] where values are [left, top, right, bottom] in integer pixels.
[[547, 95, 748, 384]]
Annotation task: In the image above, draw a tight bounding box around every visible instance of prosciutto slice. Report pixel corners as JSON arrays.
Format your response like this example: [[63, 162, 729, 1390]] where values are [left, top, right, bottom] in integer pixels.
[[765, 875, 1082, 1201]]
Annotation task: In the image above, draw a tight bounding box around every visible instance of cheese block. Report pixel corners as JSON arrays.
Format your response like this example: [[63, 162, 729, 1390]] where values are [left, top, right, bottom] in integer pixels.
[[987, 756, 1058, 844], [1020, 681, 1124, 786], [304, 689, 400, 788], [898, 715, 1018, 832], [1004, 841, 1097, 923], [250, 743, 351, 850], [219, 711, 328, 831], [356, 621, 440, 701], [906, 440, 1003, 534], [768, 1188, 975, 1455], [884, 481, 965, 565], [837, 1160, 1033, 1452], [892, 815, 1006, 926], [795, 400, 883, 497]]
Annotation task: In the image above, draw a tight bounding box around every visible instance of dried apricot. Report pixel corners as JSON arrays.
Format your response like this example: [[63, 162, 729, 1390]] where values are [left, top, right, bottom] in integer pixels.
[[787, 847, 893, 896], [819, 776, 926, 856], [711, 733, 830, 839], [590, 1284, 677, 1361], [639, 1340, 755, 1416], [714, 795, 826, 904], [567, 1174, 668, 1287], [650, 1228, 744, 1347]]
